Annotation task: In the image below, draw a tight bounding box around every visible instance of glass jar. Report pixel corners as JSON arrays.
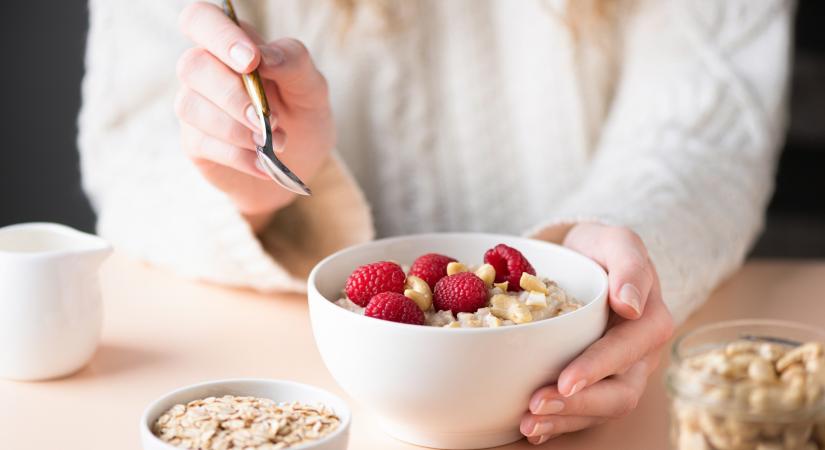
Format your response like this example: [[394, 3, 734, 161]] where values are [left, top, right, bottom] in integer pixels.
[[667, 320, 825, 450]]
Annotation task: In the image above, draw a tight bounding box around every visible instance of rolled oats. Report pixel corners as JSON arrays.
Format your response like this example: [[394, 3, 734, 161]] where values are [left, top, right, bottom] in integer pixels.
[[152, 395, 340, 449]]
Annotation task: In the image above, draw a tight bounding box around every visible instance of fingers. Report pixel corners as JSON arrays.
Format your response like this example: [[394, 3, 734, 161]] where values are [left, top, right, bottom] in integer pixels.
[[564, 224, 655, 319], [521, 355, 660, 443], [555, 290, 674, 396], [178, 2, 260, 73], [521, 416, 606, 444], [567, 224, 655, 319], [177, 48, 269, 133], [181, 124, 278, 180], [257, 38, 329, 109], [527, 433, 560, 445], [604, 228, 655, 319], [527, 354, 652, 419], [175, 88, 262, 150]]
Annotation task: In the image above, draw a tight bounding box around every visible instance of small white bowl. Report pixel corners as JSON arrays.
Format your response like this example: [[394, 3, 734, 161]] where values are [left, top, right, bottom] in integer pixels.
[[140, 378, 351, 450], [308, 233, 609, 449]]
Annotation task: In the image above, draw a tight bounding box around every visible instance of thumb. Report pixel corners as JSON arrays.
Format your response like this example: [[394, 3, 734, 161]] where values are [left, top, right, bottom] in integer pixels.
[[257, 38, 329, 109]]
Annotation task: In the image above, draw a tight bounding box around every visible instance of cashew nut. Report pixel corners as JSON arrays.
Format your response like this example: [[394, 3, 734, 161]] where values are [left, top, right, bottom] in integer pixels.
[[446, 262, 468, 276], [525, 291, 548, 308], [403, 275, 432, 312], [519, 272, 548, 294], [777, 342, 823, 372], [489, 294, 532, 324], [474, 263, 496, 287], [747, 357, 777, 383]]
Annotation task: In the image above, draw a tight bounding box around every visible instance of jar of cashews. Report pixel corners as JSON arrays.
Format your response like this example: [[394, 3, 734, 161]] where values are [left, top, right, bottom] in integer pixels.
[[667, 320, 825, 450]]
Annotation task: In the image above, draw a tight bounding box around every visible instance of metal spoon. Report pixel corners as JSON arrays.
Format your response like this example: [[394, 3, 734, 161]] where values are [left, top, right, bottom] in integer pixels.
[[222, 0, 312, 196]]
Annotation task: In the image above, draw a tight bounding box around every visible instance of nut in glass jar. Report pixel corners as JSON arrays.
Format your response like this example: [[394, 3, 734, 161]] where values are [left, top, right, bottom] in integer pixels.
[[667, 320, 825, 450]]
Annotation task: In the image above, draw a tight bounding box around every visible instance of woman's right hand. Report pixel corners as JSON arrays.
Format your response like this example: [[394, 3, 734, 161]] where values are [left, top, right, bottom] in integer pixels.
[[175, 2, 335, 231]]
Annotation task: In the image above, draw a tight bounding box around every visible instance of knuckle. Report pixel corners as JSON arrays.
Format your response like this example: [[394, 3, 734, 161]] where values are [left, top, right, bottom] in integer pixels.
[[180, 127, 202, 159], [611, 227, 646, 252], [277, 37, 310, 59], [178, 3, 200, 33], [315, 72, 329, 96], [176, 47, 208, 82], [615, 386, 641, 417], [228, 121, 251, 145], [217, 81, 245, 111], [178, 2, 212, 34], [657, 309, 675, 343], [213, 23, 244, 53], [224, 146, 247, 168], [173, 89, 193, 120], [620, 257, 649, 280]]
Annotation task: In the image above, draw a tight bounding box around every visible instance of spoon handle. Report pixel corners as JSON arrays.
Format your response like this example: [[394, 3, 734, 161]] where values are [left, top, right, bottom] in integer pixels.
[[222, 0, 270, 117]]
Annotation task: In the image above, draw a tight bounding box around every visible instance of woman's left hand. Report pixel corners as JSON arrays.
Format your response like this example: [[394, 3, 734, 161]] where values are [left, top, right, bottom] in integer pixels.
[[521, 223, 675, 445]]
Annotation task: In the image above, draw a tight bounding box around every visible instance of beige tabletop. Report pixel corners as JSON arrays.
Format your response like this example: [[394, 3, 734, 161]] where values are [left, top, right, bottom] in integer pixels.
[[2, 255, 824, 450]]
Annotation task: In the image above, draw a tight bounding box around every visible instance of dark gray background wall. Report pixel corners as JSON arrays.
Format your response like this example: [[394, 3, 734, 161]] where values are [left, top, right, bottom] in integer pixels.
[[1, 1, 823, 256]]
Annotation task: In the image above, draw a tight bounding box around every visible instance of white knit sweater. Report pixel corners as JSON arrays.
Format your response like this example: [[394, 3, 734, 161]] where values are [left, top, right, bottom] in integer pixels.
[[78, 0, 792, 324]]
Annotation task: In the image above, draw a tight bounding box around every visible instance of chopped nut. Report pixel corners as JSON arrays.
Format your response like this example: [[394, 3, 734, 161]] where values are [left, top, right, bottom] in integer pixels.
[[490, 294, 533, 324], [474, 264, 496, 286], [446, 262, 468, 276], [484, 314, 503, 327], [456, 312, 482, 327], [524, 291, 548, 308], [519, 273, 548, 294], [493, 281, 509, 292]]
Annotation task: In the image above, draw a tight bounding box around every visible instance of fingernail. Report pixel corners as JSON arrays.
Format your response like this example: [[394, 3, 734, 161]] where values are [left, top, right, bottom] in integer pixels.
[[245, 105, 259, 129], [565, 380, 586, 397], [273, 131, 287, 154], [261, 46, 285, 67], [541, 400, 565, 414], [535, 434, 551, 445], [529, 398, 545, 414], [619, 283, 642, 316], [535, 422, 554, 436], [229, 42, 255, 68], [252, 131, 265, 146]]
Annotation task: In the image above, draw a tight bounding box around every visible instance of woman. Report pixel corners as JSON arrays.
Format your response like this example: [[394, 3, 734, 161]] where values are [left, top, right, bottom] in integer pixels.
[[78, 0, 792, 443]]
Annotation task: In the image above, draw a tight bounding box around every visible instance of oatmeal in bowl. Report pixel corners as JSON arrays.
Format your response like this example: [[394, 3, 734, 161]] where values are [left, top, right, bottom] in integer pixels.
[[140, 379, 350, 450], [307, 233, 609, 449], [334, 243, 582, 328]]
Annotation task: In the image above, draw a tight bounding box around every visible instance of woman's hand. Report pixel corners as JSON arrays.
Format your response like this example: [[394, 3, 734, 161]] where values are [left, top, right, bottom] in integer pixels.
[[175, 2, 335, 231], [521, 223, 675, 445]]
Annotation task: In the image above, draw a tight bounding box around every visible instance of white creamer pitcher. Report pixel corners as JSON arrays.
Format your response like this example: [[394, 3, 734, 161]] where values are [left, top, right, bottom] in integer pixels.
[[0, 222, 111, 380]]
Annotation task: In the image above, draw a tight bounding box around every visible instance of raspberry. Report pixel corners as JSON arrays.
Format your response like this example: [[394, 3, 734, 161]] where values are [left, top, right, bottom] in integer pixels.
[[345, 261, 406, 307], [408, 253, 457, 289], [433, 272, 489, 314], [365, 292, 425, 325], [483, 244, 536, 291]]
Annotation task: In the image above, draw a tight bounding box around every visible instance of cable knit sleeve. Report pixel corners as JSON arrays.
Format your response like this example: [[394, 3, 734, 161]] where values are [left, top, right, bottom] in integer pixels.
[[78, 0, 373, 292], [528, 0, 792, 324]]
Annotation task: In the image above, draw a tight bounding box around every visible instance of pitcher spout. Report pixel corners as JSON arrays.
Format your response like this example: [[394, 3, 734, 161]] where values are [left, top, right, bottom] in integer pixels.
[[0, 223, 112, 266]]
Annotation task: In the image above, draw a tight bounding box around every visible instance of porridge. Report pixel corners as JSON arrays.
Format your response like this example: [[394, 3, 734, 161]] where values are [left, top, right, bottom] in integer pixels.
[[152, 395, 340, 449], [335, 243, 581, 328]]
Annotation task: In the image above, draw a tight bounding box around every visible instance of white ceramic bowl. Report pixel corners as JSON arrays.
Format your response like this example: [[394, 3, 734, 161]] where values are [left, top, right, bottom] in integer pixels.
[[308, 233, 609, 449], [140, 379, 351, 450]]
